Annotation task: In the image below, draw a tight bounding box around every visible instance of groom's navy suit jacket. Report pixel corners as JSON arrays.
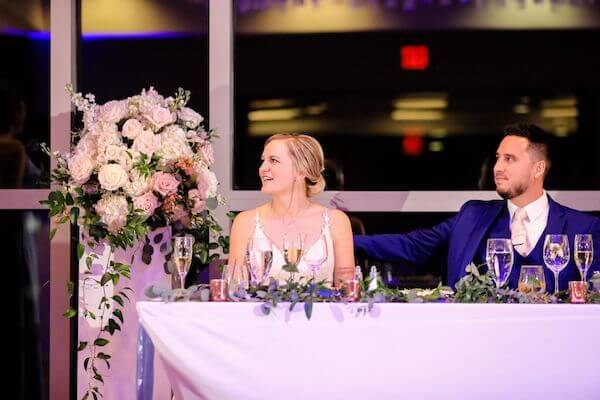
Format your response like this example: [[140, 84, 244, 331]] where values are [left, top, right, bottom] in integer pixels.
[[354, 197, 600, 291]]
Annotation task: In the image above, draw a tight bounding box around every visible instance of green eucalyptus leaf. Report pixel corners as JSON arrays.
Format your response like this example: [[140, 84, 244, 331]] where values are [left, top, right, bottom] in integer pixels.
[[77, 243, 85, 260], [94, 338, 109, 346], [63, 308, 77, 318]]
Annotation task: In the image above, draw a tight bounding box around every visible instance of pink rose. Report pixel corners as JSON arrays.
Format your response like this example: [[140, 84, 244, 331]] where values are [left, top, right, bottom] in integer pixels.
[[132, 129, 161, 157], [200, 143, 214, 166], [152, 172, 179, 197], [98, 100, 128, 124], [145, 106, 175, 130], [122, 118, 144, 139], [187, 189, 206, 213], [133, 192, 160, 216]]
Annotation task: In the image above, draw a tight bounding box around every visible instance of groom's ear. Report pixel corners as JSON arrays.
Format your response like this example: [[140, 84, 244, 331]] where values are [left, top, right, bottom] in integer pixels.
[[534, 160, 546, 178]]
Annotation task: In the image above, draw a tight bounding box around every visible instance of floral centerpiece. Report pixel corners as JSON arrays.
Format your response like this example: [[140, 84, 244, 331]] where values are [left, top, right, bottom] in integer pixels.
[[42, 85, 227, 400]]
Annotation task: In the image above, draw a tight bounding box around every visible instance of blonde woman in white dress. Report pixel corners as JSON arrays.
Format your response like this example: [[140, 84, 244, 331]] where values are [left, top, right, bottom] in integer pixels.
[[229, 133, 355, 286]]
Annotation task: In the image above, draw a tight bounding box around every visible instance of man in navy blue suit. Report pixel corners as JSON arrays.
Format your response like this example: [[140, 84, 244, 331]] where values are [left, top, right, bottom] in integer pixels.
[[354, 124, 600, 292]]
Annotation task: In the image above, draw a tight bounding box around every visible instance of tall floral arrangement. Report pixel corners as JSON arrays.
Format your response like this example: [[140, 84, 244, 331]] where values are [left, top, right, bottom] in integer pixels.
[[42, 86, 227, 399]]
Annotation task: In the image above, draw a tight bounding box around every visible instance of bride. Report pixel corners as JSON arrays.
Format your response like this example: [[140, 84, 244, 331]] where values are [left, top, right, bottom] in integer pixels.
[[228, 133, 354, 285]]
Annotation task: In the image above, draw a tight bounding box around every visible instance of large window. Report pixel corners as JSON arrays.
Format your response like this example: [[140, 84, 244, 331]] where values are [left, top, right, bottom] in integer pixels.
[[233, 2, 600, 191], [80, 0, 209, 119], [0, 1, 50, 189]]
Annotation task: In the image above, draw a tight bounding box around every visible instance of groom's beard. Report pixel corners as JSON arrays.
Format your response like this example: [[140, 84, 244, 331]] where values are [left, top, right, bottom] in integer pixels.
[[496, 182, 527, 200]]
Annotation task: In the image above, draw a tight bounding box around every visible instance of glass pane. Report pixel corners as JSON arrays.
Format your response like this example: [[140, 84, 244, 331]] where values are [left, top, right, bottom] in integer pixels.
[[1, 210, 51, 398], [0, 2, 50, 188], [234, 2, 600, 190], [80, 0, 209, 120]]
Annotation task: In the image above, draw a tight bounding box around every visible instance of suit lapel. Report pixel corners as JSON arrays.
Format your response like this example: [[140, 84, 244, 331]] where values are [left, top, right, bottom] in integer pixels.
[[545, 196, 567, 235]]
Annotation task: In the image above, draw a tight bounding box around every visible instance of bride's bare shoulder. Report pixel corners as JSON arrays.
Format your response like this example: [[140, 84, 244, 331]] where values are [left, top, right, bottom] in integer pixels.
[[325, 207, 351, 228], [233, 204, 269, 225]]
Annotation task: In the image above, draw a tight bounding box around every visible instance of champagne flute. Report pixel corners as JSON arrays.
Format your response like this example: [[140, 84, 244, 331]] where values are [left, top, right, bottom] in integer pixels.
[[303, 234, 328, 281], [574, 234, 593, 282], [518, 265, 546, 294], [486, 238, 514, 288], [246, 237, 273, 287], [283, 233, 304, 268], [543, 234, 570, 294], [173, 235, 194, 290]]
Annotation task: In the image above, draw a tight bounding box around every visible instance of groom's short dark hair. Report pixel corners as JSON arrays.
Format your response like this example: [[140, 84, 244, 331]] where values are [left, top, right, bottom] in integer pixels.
[[503, 124, 552, 176]]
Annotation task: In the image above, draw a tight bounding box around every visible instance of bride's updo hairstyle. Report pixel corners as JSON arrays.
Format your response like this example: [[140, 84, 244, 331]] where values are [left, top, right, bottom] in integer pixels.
[[264, 133, 326, 197]]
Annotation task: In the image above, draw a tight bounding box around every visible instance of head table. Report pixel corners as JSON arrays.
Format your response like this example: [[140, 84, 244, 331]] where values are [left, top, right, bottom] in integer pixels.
[[136, 301, 600, 400]]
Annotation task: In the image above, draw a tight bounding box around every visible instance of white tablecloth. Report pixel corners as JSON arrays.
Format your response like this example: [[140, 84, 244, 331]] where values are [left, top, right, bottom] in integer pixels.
[[137, 301, 600, 400]]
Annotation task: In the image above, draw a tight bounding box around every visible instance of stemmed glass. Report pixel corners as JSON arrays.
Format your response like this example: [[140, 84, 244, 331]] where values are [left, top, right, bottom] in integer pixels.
[[303, 234, 328, 281], [486, 238, 514, 288], [246, 237, 273, 287], [173, 235, 194, 291], [283, 233, 304, 278], [543, 234, 570, 294], [574, 234, 593, 282]]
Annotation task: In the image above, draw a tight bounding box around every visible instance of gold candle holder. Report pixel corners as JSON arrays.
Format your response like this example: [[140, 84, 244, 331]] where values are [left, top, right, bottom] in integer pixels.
[[345, 280, 361, 302], [210, 279, 228, 302], [568, 281, 588, 304]]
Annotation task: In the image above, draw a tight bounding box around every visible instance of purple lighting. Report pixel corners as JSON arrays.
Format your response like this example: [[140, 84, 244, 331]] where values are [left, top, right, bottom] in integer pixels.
[[81, 32, 205, 41], [1, 29, 50, 41]]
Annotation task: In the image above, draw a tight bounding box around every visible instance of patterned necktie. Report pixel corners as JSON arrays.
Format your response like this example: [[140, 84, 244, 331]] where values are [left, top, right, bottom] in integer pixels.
[[511, 207, 531, 256]]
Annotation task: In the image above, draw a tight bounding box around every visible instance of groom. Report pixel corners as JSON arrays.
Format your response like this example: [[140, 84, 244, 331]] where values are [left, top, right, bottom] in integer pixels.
[[354, 124, 600, 292]]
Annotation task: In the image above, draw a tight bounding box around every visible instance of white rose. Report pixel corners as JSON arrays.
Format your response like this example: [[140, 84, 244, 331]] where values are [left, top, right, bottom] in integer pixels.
[[122, 118, 144, 139], [124, 170, 152, 197], [132, 129, 161, 157], [145, 106, 175, 130], [94, 194, 129, 233], [98, 100, 128, 124], [98, 163, 128, 191], [97, 144, 125, 165], [68, 153, 94, 185], [178, 107, 204, 129]]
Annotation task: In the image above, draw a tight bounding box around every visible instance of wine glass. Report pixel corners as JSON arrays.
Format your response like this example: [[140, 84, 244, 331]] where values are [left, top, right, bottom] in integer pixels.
[[283, 233, 304, 277], [574, 234, 593, 282], [543, 234, 570, 294], [518, 265, 546, 294], [303, 234, 328, 281], [173, 235, 194, 290], [485, 238, 514, 288], [246, 237, 273, 287]]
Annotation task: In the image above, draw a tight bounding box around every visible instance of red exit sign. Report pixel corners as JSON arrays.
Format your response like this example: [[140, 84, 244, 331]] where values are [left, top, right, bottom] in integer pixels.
[[401, 45, 429, 70]]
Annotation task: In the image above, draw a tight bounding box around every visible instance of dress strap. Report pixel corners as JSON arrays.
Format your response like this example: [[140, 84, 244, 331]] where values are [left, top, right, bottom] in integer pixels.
[[322, 208, 331, 229]]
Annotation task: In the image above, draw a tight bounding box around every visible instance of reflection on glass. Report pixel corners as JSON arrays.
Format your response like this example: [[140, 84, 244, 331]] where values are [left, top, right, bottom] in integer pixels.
[[1, 210, 50, 397], [234, 4, 600, 191], [0, 40, 49, 189]]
